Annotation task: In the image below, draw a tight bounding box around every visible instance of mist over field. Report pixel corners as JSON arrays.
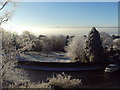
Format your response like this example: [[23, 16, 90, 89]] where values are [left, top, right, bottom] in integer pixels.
[[29, 27, 118, 36], [2, 26, 118, 36]]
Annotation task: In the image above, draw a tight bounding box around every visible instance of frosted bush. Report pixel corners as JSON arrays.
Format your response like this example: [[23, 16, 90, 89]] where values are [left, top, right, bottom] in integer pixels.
[[65, 36, 86, 62], [100, 32, 113, 49], [47, 73, 81, 88], [20, 82, 51, 88], [113, 38, 120, 49], [24, 73, 82, 88]]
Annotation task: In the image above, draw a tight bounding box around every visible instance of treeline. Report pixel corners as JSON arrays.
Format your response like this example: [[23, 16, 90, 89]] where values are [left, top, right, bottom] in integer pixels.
[[0, 27, 120, 63], [0, 28, 72, 54], [66, 27, 120, 63]]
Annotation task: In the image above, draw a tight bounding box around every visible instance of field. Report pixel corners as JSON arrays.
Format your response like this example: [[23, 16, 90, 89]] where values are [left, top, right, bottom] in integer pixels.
[[15, 51, 120, 88], [16, 52, 71, 62]]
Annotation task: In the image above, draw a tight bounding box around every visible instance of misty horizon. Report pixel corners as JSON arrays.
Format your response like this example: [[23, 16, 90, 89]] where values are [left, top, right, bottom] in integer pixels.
[[1, 2, 118, 36]]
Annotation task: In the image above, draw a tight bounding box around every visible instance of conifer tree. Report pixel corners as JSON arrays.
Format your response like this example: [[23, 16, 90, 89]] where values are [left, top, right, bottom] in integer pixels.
[[85, 27, 104, 62]]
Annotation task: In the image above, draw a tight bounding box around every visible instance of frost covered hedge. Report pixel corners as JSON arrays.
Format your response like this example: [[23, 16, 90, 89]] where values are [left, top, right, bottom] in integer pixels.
[[21, 73, 82, 89]]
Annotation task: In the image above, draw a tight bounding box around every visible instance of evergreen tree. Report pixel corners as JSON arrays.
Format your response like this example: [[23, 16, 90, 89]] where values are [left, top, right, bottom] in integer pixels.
[[85, 27, 104, 62]]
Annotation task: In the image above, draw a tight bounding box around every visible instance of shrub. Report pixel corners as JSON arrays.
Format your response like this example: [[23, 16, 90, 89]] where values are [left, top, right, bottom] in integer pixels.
[[24, 73, 82, 89], [65, 35, 87, 62], [100, 32, 113, 50], [113, 38, 120, 49], [47, 72, 81, 89]]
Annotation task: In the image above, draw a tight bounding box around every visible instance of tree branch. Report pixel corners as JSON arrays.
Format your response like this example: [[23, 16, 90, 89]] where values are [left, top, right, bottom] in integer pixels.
[[0, 17, 9, 25], [0, 1, 9, 11], [0, 0, 16, 25]]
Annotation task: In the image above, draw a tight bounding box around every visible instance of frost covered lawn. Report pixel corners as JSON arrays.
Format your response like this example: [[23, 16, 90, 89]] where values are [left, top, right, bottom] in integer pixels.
[[16, 52, 71, 62]]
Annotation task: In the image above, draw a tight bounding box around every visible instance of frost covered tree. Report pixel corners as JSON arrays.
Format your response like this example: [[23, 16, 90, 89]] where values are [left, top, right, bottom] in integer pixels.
[[0, 0, 16, 25], [51, 35, 66, 52], [18, 31, 36, 53], [113, 38, 120, 49], [65, 36, 87, 62], [32, 39, 43, 52], [0, 1, 29, 88], [41, 36, 53, 56], [0, 29, 29, 88], [41, 35, 66, 54], [100, 32, 113, 50], [85, 27, 105, 62]]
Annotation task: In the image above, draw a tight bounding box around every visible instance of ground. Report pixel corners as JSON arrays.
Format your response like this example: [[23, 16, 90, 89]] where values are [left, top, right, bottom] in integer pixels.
[[16, 52, 71, 62], [14, 51, 120, 88]]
